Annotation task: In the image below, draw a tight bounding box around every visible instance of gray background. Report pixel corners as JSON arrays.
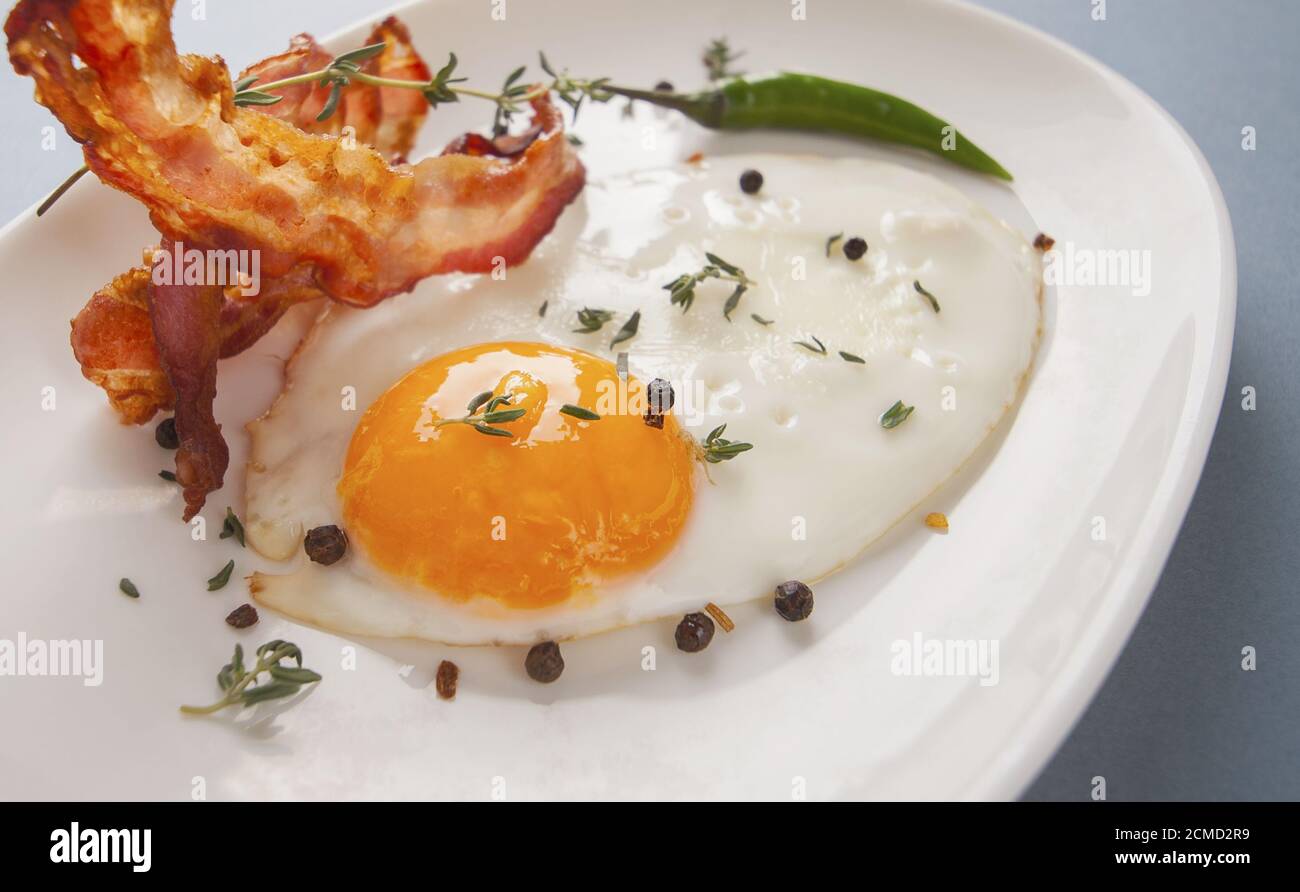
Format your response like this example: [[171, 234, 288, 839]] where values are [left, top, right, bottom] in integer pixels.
[[1, 0, 1294, 800]]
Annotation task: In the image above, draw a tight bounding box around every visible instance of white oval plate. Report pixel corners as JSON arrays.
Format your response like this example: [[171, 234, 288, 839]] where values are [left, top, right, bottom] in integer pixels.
[[0, 0, 1233, 800]]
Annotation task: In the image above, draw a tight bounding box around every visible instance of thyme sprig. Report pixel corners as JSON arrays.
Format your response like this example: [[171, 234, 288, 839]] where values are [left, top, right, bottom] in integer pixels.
[[43, 40, 730, 215], [663, 253, 755, 318], [436, 391, 527, 438], [232, 45, 515, 121], [235, 42, 406, 121], [703, 38, 745, 81], [36, 165, 89, 217], [232, 44, 626, 133], [697, 424, 753, 464], [180, 640, 321, 716], [43, 50, 599, 215]]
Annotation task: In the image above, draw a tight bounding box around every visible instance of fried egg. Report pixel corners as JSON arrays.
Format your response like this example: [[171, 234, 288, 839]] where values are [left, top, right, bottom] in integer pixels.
[[244, 154, 1041, 645]]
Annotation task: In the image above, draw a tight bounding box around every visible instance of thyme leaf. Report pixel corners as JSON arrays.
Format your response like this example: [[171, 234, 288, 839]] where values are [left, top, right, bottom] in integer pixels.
[[333, 42, 387, 66], [491, 63, 532, 135], [316, 82, 344, 122], [794, 335, 827, 355], [207, 560, 235, 591], [880, 400, 915, 429], [610, 310, 641, 349], [559, 404, 601, 421], [233, 89, 284, 107], [466, 390, 494, 414], [723, 284, 747, 321], [574, 307, 615, 333], [704, 252, 741, 276], [219, 507, 245, 547], [913, 280, 941, 313]]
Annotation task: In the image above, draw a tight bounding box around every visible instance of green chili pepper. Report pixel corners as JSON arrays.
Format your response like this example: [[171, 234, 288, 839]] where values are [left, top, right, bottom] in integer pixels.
[[607, 73, 1011, 181]]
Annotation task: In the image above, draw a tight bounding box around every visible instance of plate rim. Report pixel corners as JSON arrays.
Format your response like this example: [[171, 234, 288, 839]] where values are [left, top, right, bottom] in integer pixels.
[[924, 0, 1238, 799]]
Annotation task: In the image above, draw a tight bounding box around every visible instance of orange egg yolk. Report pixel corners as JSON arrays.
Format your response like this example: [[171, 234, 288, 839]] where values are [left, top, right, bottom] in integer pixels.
[[338, 342, 696, 609]]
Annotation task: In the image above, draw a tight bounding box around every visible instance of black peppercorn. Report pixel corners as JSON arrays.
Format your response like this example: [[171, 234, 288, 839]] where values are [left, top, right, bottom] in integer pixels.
[[155, 417, 179, 449], [774, 580, 814, 621], [225, 603, 259, 628], [304, 525, 348, 565], [842, 237, 868, 261], [525, 640, 565, 683], [644, 377, 674, 428], [739, 168, 764, 194], [674, 612, 715, 653], [654, 80, 674, 92], [646, 378, 675, 415]]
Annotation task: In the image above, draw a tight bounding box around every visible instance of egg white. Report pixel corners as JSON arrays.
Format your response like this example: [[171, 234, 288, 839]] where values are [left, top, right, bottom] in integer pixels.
[[244, 154, 1042, 645]]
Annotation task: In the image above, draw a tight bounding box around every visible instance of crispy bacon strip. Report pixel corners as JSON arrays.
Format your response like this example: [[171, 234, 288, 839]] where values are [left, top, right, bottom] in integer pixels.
[[6, 0, 586, 307], [69, 20, 430, 425], [68, 121, 544, 427], [149, 240, 226, 520], [239, 17, 430, 162], [71, 264, 324, 424], [72, 268, 170, 425]]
